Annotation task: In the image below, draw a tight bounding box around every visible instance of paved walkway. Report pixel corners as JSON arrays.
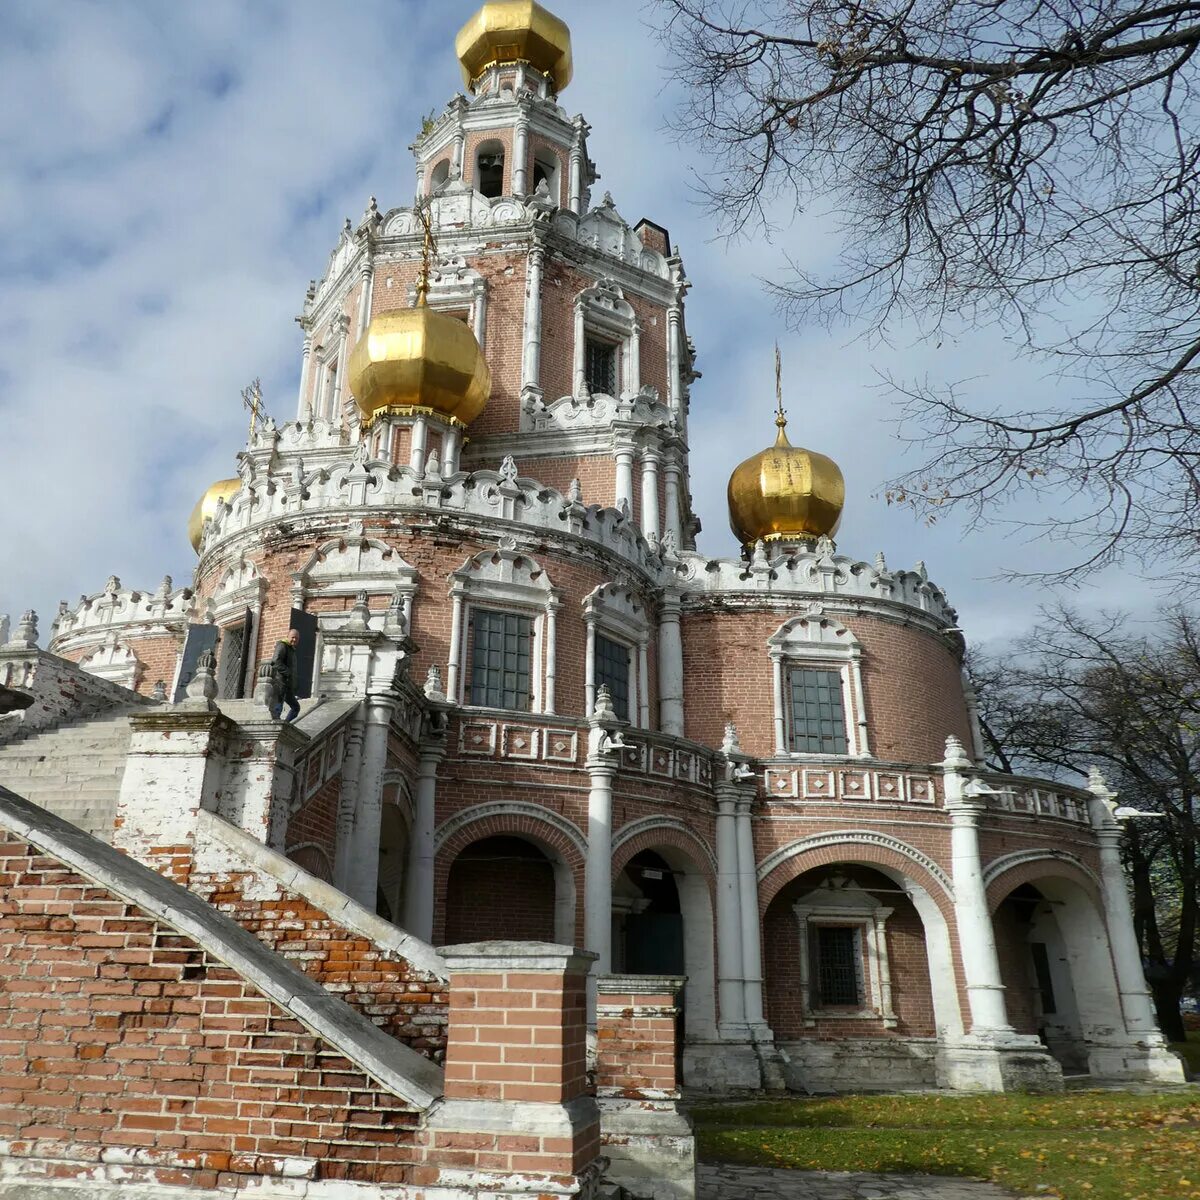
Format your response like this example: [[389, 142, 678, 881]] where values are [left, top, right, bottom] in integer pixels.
[[699, 1162, 1022, 1199]]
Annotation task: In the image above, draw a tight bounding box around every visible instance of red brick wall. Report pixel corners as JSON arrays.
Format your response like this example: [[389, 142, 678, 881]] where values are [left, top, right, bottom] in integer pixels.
[[284, 777, 339, 874], [993, 895, 1040, 1036], [681, 607, 972, 763], [0, 834, 423, 1188], [442, 839, 558, 945], [595, 986, 681, 1095]]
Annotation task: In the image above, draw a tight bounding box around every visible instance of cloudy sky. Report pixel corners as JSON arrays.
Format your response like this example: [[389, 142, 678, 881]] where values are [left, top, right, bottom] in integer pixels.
[[0, 0, 1163, 650]]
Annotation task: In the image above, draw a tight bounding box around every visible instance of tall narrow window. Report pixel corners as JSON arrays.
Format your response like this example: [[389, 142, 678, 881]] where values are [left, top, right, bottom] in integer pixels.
[[585, 338, 617, 395], [594, 633, 630, 721], [477, 143, 505, 198], [788, 667, 848, 754], [811, 925, 862, 1006], [469, 608, 532, 710]]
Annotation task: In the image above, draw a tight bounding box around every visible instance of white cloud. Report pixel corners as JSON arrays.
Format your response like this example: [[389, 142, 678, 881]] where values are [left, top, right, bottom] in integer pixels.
[[0, 0, 1163, 649]]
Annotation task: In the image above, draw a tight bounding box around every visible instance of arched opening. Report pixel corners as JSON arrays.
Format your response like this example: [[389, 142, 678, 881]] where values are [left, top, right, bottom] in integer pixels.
[[532, 150, 560, 201], [445, 834, 573, 943], [612, 845, 718, 1045], [475, 140, 505, 198], [762, 861, 958, 1092], [376, 800, 409, 925], [429, 158, 451, 193], [993, 875, 1121, 1076]]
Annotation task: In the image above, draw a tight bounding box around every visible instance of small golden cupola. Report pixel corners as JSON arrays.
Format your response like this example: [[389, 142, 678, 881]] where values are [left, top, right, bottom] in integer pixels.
[[348, 209, 491, 430], [187, 477, 240, 554], [455, 1, 573, 93], [727, 352, 845, 548]]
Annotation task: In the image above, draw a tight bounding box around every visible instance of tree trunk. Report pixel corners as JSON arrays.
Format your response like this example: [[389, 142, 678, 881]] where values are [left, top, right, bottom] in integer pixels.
[[1148, 974, 1187, 1043]]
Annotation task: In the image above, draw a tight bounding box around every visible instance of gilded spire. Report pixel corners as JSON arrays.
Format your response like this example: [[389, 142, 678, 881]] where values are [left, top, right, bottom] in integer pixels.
[[774, 342, 788, 446]]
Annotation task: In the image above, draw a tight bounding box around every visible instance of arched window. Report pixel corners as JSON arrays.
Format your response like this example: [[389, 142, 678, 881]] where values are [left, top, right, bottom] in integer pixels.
[[476, 140, 505, 198], [532, 150, 560, 202], [429, 158, 451, 193]]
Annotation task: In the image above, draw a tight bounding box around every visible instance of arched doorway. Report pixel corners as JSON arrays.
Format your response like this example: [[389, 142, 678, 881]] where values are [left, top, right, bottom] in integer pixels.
[[761, 860, 959, 1092], [444, 835, 573, 944], [991, 871, 1124, 1076], [376, 801, 409, 925], [611, 844, 718, 1042]]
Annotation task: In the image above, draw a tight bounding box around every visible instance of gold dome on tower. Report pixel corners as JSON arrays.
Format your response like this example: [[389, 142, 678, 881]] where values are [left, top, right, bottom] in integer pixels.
[[455, 1, 573, 93], [188, 477, 240, 554], [348, 206, 491, 427], [727, 410, 845, 548]]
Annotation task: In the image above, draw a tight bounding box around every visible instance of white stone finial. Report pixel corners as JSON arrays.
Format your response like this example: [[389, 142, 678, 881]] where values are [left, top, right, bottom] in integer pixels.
[[183, 649, 218, 708], [385, 587, 408, 635], [424, 665, 447, 702], [750, 539, 770, 570], [567, 477, 583, 504], [593, 684, 615, 721], [0, 615, 8, 646], [104, 576, 121, 596], [874, 551, 888, 572], [151, 680, 167, 703], [721, 721, 742, 756], [344, 590, 372, 631], [942, 734, 971, 770], [425, 448, 442, 480], [499, 454, 519, 484], [12, 611, 38, 648]]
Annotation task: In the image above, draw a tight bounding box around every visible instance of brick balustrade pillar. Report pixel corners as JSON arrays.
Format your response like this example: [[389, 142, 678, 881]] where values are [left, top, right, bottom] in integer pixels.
[[418, 941, 601, 1195], [595, 974, 696, 1200]]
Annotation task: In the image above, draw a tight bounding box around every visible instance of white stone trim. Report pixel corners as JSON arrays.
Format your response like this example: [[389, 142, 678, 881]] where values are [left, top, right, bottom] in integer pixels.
[[981, 848, 1103, 894], [450, 544, 559, 713], [611, 815, 718, 878], [582, 583, 649, 725], [768, 605, 870, 758], [434, 800, 587, 859], [573, 279, 638, 398], [756, 830, 954, 899]]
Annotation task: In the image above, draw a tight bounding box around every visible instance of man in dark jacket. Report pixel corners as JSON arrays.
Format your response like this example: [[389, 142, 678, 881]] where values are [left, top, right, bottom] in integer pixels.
[[267, 628, 301, 722]]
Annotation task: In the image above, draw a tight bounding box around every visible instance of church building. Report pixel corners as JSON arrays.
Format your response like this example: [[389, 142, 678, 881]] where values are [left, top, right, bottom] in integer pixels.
[[0, 3, 1185, 1197]]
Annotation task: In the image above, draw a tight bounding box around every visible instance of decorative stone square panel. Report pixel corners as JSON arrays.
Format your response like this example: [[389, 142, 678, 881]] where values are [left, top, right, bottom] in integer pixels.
[[906, 776, 934, 804], [501, 725, 539, 760], [838, 770, 871, 801], [675, 750, 694, 781], [697, 758, 711, 785], [542, 728, 578, 763], [765, 768, 799, 799], [875, 773, 902, 802], [304, 755, 322, 797], [459, 721, 497, 756], [802, 769, 836, 800], [621, 743, 645, 772], [649, 746, 674, 777]]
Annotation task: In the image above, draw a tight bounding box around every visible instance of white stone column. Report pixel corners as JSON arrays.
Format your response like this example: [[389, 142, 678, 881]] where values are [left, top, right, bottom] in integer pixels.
[[735, 795, 768, 1032], [331, 314, 350, 423], [657, 591, 684, 737], [446, 589, 465, 704], [584, 620, 597, 716], [662, 456, 683, 546], [569, 117, 587, 214], [333, 710, 365, 888], [410, 415, 428, 475], [443, 426, 461, 474], [543, 595, 558, 715], [666, 304, 682, 412], [356, 260, 374, 338], [584, 697, 622, 1004], [296, 330, 314, 419], [626, 321, 641, 394], [614, 440, 636, 513], [472, 283, 488, 349], [637, 639, 649, 728], [715, 788, 747, 1036], [452, 126, 466, 181], [1087, 772, 1167, 1041], [573, 302, 586, 395], [640, 448, 661, 542], [942, 736, 1013, 1035], [403, 735, 446, 942], [771, 655, 787, 753], [347, 695, 395, 911], [521, 245, 544, 394], [513, 106, 529, 196]]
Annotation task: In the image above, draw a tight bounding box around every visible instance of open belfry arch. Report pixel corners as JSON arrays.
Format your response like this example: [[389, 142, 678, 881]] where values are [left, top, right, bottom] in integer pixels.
[[0, 1, 1186, 1197]]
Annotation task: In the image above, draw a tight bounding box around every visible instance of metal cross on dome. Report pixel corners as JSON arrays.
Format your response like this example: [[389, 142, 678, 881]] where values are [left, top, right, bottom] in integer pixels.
[[241, 378, 269, 442], [415, 195, 438, 303]]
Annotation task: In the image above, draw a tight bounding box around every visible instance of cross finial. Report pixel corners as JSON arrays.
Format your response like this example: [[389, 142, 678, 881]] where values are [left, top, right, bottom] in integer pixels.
[[241, 378, 267, 442], [415, 197, 437, 306], [774, 342, 788, 444]]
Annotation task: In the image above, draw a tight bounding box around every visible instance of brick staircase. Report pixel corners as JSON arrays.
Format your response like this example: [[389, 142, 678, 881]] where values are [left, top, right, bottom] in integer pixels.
[[0, 707, 138, 841]]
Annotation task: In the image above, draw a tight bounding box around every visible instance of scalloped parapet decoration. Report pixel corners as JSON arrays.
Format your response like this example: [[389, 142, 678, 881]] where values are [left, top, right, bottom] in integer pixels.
[[49, 576, 196, 653]]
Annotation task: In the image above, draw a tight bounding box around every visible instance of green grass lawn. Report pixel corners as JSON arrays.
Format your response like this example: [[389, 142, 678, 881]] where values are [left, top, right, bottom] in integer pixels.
[[692, 1091, 1200, 1200]]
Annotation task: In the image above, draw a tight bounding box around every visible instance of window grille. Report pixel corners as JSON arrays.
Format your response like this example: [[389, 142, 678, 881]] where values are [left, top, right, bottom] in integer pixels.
[[595, 633, 630, 720], [812, 925, 862, 1006], [216, 622, 246, 700], [585, 338, 617, 395], [469, 608, 532, 710], [788, 667, 848, 754]]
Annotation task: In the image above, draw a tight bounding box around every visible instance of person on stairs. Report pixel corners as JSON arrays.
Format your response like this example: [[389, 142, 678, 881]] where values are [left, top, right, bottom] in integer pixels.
[[267, 628, 301, 722]]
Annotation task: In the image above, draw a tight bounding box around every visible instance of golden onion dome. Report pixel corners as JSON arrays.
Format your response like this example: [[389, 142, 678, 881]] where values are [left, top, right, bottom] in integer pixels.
[[348, 296, 491, 426], [727, 411, 845, 548], [455, 0, 572, 93], [187, 477, 241, 554]]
